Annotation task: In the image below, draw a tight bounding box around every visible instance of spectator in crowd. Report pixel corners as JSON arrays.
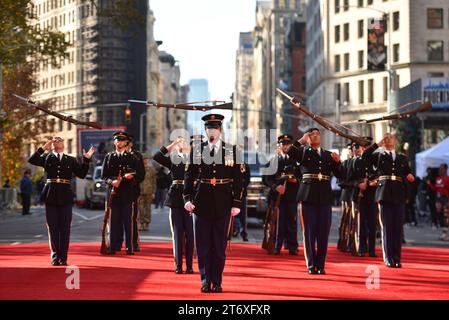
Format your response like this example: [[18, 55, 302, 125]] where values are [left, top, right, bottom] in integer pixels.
[[20, 169, 33, 215], [3, 179, 11, 188], [36, 176, 46, 205], [155, 167, 171, 209], [424, 167, 438, 228], [427, 164, 449, 238]]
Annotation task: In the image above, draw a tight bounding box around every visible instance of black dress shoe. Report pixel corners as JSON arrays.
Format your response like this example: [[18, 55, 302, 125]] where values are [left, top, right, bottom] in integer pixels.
[[185, 267, 194, 274], [289, 250, 298, 256], [126, 249, 134, 255], [133, 244, 141, 252], [317, 269, 326, 275], [243, 237, 249, 242], [307, 267, 317, 275], [385, 262, 394, 268], [51, 260, 60, 266], [175, 267, 183, 274], [59, 260, 67, 266], [369, 253, 378, 258], [201, 283, 211, 293], [211, 284, 223, 293], [394, 262, 402, 268], [272, 248, 280, 255]]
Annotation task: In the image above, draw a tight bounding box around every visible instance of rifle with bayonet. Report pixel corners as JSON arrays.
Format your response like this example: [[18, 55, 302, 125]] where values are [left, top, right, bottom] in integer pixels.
[[12, 94, 103, 130]]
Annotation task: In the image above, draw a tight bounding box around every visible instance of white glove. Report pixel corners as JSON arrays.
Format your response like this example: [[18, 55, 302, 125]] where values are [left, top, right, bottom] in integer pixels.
[[184, 201, 195, 212], [231, 207, 240, 217]]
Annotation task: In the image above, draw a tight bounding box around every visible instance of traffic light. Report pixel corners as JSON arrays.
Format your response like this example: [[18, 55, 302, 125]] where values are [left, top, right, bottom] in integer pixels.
[[125, 106, 131, 122]]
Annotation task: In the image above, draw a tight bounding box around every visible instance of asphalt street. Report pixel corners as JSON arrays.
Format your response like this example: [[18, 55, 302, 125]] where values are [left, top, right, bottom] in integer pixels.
[[1, 204, 448, 248]]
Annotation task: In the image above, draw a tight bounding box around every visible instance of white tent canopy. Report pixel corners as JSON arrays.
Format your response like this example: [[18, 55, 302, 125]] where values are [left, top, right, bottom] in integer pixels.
[[415, 135, 449, 178]]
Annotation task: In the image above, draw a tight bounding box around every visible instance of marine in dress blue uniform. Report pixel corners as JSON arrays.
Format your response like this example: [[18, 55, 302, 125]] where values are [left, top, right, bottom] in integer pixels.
[[287, 128, 343, 274], [28, 137, 94, 265], [263, 134, 300, 255], [361, 133, 414, 268], [101, 131, 145, 255], [183, 114, 244, 293]]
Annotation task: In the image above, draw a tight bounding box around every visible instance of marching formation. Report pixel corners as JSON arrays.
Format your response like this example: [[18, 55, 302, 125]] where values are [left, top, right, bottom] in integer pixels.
[[26, 97, 420, 292]]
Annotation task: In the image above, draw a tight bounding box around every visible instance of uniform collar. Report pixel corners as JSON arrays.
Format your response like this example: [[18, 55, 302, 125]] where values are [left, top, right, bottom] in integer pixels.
[[208, 139, 221, 151]]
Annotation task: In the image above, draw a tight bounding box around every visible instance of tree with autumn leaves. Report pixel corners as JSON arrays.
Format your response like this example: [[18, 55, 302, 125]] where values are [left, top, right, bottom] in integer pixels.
[[0, 0, 144, 186]]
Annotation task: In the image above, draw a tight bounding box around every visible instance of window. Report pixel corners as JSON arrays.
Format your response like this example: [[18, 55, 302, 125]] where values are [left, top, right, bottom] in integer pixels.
[[393, 43, 400, 62], [344, 0, 349, 11], [335, 25, 341, 43], [358, 20, 364, 38], [383, 76, 388, 101], [344, 53, 350, 70], [358, 0, 363, 7], [427, 40, 444, 61], [335, 83, 341, 101], [344, 23, 349, 41], [344, 82, 350, 103], [358, 50, 364, 68], [359, 80, 364, 104], [67, 139, 73, 154], [393, 12, 400, 31], [367, 0, 373, 5], [335, 55, 341, 72], [428, 72, 445, 77], [58, 119, 63, 132], [427, 8, 443, 29], [335, 0, 340, 13], [368, 79, 374, 103]]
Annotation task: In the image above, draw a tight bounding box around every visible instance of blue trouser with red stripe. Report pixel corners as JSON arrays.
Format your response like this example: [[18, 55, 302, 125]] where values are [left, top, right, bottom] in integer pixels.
[[300, 202, 332, 270]]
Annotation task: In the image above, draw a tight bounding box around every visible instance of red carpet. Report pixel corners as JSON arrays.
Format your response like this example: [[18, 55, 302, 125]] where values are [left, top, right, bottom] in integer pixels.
[[1, 242, 449, 300]]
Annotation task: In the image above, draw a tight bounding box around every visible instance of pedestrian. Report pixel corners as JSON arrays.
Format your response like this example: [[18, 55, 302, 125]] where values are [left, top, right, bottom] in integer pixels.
[[3, 179, 11, 188], [183, 114, 244, 293], [28, 137, 95, 265], [20, 169, 33, 215], [155, 167, 170, 209], [427, 164, 449, 240], [287, 128, 343, 274], [362, 132, 415, 268], [36, 176, 45, 205], [424, 167, 438, 228]]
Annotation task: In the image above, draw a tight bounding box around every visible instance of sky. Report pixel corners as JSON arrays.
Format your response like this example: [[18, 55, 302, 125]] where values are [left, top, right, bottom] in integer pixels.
[[150, 0, 257, 102]]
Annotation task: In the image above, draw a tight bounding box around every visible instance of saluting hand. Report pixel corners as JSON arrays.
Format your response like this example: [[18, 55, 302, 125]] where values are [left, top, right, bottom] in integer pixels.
[[298, 132, 311, 145], [83, 146, 95, 159], [42, 139, 53, 151]]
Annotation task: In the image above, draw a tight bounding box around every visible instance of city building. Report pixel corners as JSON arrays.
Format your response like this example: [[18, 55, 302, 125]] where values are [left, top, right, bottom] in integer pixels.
[[306, 0, 449, 149]]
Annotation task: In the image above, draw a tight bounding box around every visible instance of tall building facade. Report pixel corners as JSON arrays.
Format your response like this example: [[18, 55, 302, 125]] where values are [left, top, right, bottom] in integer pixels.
[[233, 32, 253, 142], [30, 0, 160, 155], [234, 0, 307, 147], [306, 0, 449, 149]]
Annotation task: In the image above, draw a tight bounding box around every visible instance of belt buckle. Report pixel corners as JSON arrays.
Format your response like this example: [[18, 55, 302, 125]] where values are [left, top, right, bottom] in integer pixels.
[[391, 176, 397, 181], [317, 173, 323, 181], [211, 177, 216, 186]]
